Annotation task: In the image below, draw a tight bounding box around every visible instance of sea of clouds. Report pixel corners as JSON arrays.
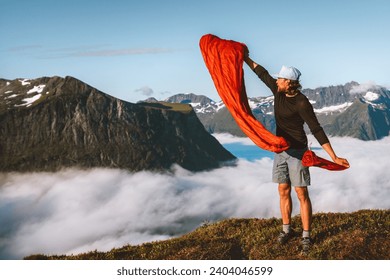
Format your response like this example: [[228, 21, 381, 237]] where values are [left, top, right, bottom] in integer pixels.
[[0, 134, 389, 259]]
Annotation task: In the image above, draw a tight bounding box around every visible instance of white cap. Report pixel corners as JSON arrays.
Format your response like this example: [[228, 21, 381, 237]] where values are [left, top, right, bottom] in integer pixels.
[[275, 65, 301, 81]]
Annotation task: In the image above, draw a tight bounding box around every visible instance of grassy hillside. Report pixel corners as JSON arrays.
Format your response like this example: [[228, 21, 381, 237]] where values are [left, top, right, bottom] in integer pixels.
[[26, 209, 389, 260]]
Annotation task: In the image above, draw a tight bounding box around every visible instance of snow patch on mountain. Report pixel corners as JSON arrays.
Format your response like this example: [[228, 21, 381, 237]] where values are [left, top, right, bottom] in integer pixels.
[[27, 84, 46, 95], [215, 101, 225, 112], [364, 91, 379, 102], [314, 102, 353, 114], [248, 99, 257, 109], [361, 91, 385, 109], [15, 94, 42, 107], [19, 79, 31, 86]]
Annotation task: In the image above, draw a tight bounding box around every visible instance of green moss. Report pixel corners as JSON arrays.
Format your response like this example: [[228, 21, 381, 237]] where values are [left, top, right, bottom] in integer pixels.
[[138, 101, 193, 113]]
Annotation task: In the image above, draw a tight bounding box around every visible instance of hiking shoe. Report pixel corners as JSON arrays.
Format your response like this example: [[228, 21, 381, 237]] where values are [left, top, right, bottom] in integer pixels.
[[301, 237, 312, 255], [277, 230, 294, 245]]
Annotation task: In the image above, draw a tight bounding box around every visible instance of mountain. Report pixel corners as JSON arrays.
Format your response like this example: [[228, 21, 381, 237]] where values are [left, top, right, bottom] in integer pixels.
[[0, 76, 235, 172], [157, 82, 390, 140], [25, 209, 390, 260], [303, 82, 390, 140]]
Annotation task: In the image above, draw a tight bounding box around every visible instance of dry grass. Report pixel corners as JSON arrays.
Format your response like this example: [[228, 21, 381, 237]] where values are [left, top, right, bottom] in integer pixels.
[[25, 209, 389, 260]]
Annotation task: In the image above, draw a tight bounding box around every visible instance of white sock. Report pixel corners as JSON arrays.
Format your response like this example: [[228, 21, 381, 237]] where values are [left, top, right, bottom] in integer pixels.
[[282, 224, 291, 233], [302, 230, 310, 238]]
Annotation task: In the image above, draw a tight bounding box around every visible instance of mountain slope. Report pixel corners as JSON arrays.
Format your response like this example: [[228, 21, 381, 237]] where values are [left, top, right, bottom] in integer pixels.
[[25, 209, 390, 260], [0, 76, 235, 172], [159, 82, 390, 140]]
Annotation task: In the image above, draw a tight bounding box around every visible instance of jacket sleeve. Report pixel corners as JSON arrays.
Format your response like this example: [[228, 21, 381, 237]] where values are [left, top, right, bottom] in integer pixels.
[[298, 98, 330, 146], [253, 65, 278, 95]]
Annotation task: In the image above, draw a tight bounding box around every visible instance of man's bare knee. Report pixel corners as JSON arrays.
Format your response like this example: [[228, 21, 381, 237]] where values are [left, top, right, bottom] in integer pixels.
[[295, 187, 309, 201], [278, 183, 291, 198]]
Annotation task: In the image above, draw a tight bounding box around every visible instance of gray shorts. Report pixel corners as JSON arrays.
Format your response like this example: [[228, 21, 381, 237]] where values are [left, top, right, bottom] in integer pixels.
[[272, 148, 310, 187]]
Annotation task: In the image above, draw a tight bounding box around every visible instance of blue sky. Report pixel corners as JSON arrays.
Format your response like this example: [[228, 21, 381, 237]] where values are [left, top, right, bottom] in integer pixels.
[[1, 0, 389, 102]]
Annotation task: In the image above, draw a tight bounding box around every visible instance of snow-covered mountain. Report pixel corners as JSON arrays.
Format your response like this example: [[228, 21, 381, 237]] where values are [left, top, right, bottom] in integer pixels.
[[159, 82, 390, 140]]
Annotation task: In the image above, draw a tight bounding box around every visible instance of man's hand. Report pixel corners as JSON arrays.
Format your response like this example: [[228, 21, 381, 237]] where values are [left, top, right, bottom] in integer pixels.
[[334, 157, 350, 168], [243, 45, 249, 58], [322, 142, 350, 168], [243, 46, 258, 71]]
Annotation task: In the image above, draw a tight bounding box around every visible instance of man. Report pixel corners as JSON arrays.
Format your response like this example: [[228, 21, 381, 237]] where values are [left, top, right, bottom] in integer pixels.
[[244, 50, 350, 254]]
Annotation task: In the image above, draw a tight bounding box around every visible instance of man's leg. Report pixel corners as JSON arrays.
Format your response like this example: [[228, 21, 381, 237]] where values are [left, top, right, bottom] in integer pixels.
[[278, 183, 292, 225], [295, 186, 312, 254], [277, 183, 294, 244], [294, 186, 312, 231], [273, 152, 294, 244]]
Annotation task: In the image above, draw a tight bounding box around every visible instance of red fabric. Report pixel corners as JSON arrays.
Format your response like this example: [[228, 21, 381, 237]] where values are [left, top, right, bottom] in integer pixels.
[[302, 150, 348, 171], [199, 34, 289, 153]]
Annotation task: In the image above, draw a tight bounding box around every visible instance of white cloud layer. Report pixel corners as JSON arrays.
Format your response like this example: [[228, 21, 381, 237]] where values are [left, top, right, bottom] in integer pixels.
[[213, 133, 256, 145], [349, 81, 380, 94], [0, 136, 389, 259]]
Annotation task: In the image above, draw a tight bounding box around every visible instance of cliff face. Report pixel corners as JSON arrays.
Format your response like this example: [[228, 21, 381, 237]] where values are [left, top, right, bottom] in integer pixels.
[[0, 76, 235, 172]]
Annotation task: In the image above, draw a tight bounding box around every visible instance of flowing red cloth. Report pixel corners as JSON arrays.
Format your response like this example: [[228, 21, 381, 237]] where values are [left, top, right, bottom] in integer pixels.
[[302, 150, 348, 171], [199, 34, 289, 153]]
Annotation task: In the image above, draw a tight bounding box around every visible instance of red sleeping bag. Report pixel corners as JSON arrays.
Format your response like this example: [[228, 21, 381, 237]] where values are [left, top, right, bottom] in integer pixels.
[[200, 34, 347, 171], [199, 34, 289, 153], [302, 150, 348, 171]]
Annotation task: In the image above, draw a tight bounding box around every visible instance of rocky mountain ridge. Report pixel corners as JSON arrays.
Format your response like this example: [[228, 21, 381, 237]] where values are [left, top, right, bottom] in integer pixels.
[[0, 76, 235, 172], [157, 82, 390, 140]]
